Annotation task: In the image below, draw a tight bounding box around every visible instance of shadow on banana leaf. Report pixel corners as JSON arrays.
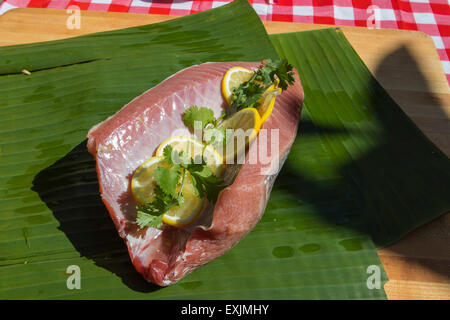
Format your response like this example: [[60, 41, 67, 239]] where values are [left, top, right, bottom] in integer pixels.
[[275, 45, 450, 280], [31, 45, 450, 291], [31, 140, 161, 293], [369, 46, 450, 278]]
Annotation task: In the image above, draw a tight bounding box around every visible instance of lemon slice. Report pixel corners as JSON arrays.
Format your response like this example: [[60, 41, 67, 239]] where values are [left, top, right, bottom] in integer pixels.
[[155, 136, 223, 176], [258, 86, 282, 124], [221, 66, 253, 104], [222, 66, 281, 123], [131, 156, 206, 228], [131, 156, 164, 205], [218, 108, 262, 163], [161, 172, 206, 227]]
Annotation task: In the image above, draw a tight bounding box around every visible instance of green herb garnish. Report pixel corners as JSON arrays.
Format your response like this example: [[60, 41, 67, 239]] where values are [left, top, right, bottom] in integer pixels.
[[136, 145, 226, 229], [182, 105, 217, 130], [182, 106, 231, 149], [228, 59, 295, 115]]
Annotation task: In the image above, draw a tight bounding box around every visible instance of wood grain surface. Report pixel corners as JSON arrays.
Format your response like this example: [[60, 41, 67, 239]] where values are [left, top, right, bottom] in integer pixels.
[[1, 8, 449, 300]]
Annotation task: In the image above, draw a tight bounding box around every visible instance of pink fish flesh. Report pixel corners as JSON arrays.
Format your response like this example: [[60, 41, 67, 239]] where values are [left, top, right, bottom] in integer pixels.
[[87, 61, 304, 286]]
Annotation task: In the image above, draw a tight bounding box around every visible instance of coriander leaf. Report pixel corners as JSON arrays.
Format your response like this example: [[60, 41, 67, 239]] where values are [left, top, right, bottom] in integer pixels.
[[254, 59, 295, 90], [178, 151, 193, 168], [164, 146, 192, 167], [187, 165, 212, 198], [182, 106, 216, 130], [163, 145, 174, 165], [188, 165, 226, 203], [153, 164, 181, 198], [136, 209, 164, 229], [136, 197, 167, 229], [190, 173, 206, 199], [189, 163, 213, 178], [270, 59, 295, 91], [203, 178, 226, 203], [230, 80, 265, 112], [204, 127, 227, 147], [136, 185, 180, 229], [228, 59, 295, 115]]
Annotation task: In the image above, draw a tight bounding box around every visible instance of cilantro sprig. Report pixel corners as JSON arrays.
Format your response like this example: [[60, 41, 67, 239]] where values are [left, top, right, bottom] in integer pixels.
[[228, 59, 295, 116], [136, 145, 226, 229], [182, 106, 231, 149], [182, 106, 217, 130], [181, 59, 295, 145]]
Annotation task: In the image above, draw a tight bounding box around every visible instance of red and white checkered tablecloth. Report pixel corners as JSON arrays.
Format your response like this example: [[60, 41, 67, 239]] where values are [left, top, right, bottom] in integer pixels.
[[1, 0, 449, 85]]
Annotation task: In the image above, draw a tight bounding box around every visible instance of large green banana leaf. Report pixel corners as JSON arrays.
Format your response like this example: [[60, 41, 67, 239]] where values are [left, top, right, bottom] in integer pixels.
[[270, 29, 450, 247], [1, 0, 447, 299]]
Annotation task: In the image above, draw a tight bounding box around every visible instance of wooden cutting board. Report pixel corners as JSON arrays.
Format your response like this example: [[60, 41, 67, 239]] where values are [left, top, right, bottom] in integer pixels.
[[1, 8, 449, 300]]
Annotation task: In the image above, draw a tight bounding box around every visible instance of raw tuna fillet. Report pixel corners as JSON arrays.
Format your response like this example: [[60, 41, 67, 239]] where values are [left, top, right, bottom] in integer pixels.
[[87, 61, 304, 286]]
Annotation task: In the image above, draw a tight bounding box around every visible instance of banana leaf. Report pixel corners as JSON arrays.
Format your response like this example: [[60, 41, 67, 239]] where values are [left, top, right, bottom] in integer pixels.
[[270, 29, 450, 247], [3, 0, 435, 299]]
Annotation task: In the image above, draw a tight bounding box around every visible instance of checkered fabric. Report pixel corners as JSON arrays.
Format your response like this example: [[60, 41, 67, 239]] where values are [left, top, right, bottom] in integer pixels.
[[1, 0, 449, 85]]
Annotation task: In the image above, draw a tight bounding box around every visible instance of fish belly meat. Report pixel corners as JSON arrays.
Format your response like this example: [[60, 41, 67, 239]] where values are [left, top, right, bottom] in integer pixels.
[[87, 62, 304, 286]]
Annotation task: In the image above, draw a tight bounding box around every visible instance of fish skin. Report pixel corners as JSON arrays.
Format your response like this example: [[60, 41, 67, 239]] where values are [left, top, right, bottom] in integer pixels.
[[87, 61, 304, 286]]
